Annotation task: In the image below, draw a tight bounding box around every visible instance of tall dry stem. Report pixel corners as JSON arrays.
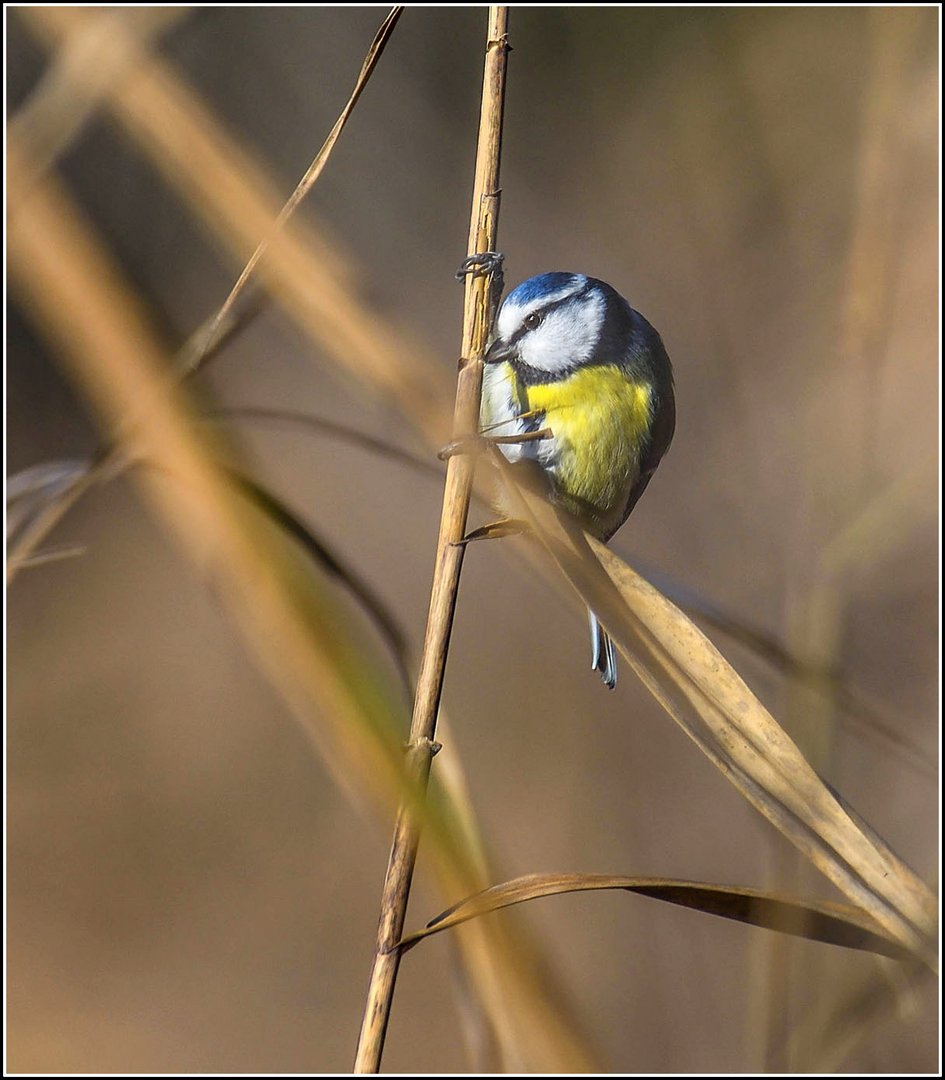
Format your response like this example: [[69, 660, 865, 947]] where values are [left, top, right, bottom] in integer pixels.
[[353, 7, 510, 1073]]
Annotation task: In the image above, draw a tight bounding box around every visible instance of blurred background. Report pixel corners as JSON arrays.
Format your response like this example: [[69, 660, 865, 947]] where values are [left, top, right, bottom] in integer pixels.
[[7, 6, 939, 1073]]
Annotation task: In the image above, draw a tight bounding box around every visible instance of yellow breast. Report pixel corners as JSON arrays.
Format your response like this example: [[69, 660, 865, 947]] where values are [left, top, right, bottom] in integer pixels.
[[524, 365, 653, 535]]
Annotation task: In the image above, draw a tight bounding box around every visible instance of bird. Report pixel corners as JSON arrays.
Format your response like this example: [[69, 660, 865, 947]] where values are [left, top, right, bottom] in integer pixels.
[[479, 271, 675, 689]]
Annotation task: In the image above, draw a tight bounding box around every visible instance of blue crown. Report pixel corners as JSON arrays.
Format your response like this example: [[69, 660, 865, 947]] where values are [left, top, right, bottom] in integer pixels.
[[505, 272, 585, 307]]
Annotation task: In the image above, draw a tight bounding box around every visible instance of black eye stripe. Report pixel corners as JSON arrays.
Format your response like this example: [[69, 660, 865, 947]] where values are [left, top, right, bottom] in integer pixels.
[[507, 282, 594, 345]]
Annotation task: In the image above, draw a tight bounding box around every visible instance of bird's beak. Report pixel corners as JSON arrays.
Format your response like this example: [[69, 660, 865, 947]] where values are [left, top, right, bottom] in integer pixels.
[[484, 336, 515, 364]]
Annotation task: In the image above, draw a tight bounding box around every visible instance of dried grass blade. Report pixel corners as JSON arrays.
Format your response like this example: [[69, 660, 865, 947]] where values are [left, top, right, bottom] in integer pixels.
[[649, 567, 934, 778], [400, 873, 918, 964]]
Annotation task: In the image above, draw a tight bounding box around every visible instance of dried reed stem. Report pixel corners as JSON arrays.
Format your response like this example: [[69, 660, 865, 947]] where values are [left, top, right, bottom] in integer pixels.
[[353, 8, 510, 1073]]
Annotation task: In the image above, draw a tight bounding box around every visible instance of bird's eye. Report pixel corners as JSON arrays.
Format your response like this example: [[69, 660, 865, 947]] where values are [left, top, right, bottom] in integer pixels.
[[524, 312, 543, 331]]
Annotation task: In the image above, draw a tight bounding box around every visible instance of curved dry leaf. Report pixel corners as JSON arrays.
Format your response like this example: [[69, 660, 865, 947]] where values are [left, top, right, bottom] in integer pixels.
[[399, 872, 918, 964]]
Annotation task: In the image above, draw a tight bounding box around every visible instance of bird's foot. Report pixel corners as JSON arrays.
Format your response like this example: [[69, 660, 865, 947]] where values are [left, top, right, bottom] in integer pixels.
[[455, 251, 505, 282], [437, 432, 494, 462], [437, 427, 553, 462], [456, 518, 528, 546]]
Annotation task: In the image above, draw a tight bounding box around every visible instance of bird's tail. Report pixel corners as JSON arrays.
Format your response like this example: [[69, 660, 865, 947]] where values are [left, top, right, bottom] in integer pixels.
[[588, 609, 617, 690]]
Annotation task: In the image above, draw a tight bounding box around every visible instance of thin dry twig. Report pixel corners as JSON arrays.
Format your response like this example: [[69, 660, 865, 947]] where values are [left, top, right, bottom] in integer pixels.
[[353, 8, 510, 1073]]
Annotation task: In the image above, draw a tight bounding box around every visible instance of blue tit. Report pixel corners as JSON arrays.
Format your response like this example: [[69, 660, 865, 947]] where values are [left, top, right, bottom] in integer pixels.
[[481, 271, 675, 689]]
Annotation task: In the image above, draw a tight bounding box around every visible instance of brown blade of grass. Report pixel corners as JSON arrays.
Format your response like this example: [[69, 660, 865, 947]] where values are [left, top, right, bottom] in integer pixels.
[[662, 571, 936, 779], [398, 873, 917, 964], [483, 462, 936, 962], [353, 9, 512, 1072]]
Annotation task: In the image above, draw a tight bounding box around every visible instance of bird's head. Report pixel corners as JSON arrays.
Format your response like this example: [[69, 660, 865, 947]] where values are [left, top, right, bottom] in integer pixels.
[[485, 272, 613, 378]]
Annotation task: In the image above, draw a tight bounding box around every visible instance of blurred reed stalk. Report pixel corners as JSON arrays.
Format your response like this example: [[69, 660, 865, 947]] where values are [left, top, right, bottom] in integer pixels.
[[353, 7, 510, 1073]]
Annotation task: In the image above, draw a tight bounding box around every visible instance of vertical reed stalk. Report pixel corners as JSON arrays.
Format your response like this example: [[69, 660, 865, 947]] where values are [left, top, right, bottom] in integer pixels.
[[353, 8, 509, 1072]]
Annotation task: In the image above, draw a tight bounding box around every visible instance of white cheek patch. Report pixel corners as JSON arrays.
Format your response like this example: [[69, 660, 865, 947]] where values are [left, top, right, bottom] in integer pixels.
[[519, 292, 605, 375], [496, 302, 523, 341]]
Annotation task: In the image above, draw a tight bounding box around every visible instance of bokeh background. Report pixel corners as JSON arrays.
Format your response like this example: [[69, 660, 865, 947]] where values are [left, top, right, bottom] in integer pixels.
[[7, 6, 939, 1073]]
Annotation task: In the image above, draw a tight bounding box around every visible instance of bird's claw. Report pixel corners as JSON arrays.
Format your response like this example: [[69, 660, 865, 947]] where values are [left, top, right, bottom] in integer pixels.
[[438, 426, 554, 462], [437, 433, 492, 461], [455, 519, 527, 545], [455, 251, 505, 282]]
